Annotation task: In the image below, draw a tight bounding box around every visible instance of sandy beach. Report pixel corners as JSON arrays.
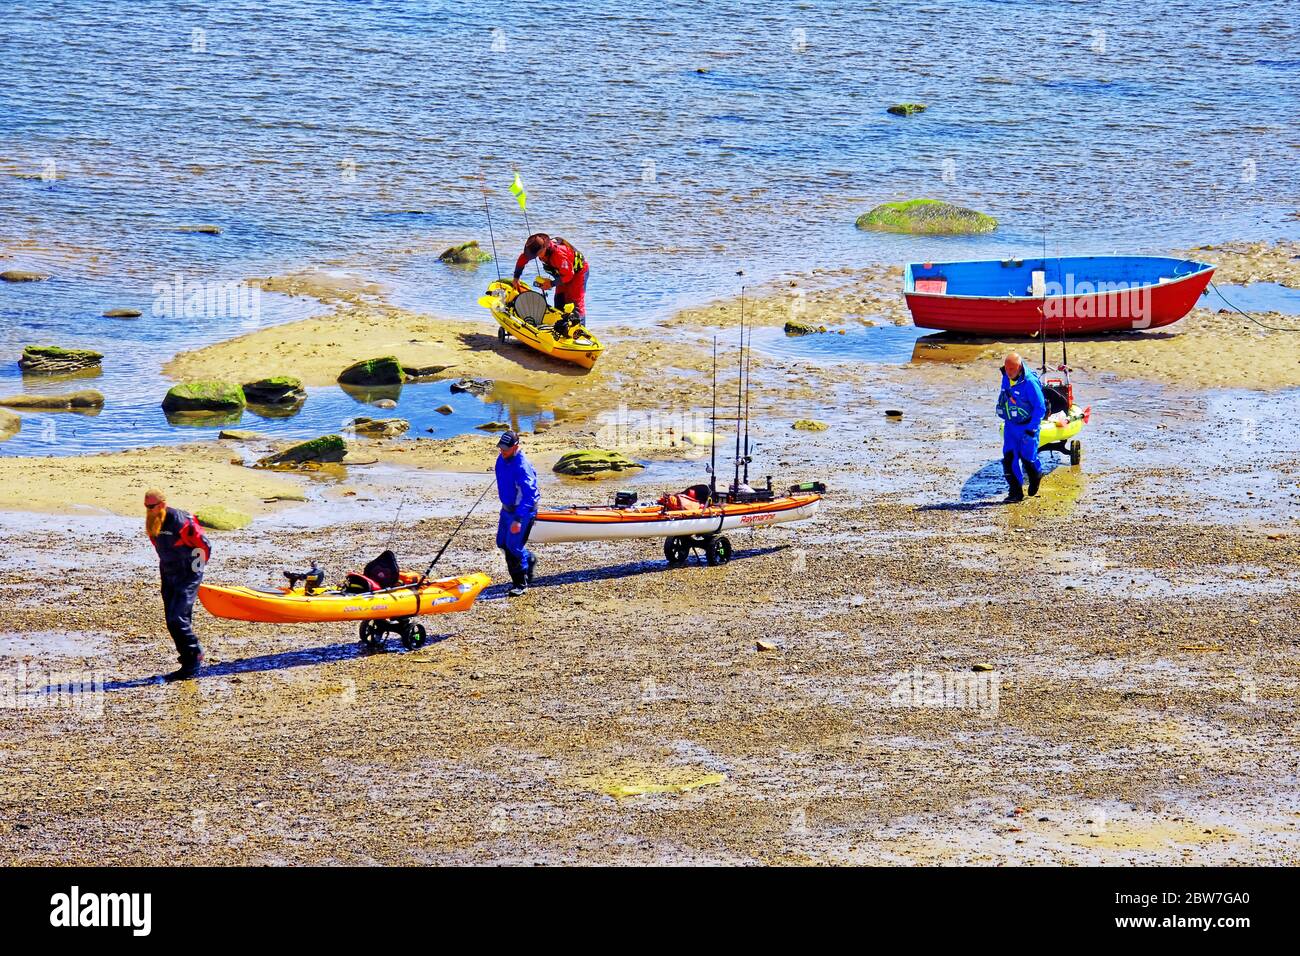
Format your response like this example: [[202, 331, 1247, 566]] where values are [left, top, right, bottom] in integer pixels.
[[1, 239, 1297, 865]]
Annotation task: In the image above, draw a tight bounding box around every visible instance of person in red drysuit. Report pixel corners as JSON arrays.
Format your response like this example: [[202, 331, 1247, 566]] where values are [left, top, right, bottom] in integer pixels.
[[513, 233, 590, 334]]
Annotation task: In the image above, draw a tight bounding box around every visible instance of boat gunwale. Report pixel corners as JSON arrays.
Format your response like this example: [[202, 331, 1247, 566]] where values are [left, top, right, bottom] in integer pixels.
[[200, 572, 491, 604], [902, 256, 1215, 299], [536, 494, 821, 525]]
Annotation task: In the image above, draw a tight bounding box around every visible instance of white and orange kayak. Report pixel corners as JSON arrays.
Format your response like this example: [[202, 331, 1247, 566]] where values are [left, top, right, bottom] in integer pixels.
[[530, 492, 822, 545], [198, 572, 491, 624]]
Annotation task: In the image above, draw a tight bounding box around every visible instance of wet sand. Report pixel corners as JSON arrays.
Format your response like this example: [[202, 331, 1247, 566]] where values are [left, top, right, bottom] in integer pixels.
[[1, 244, 1297, 865], [0, 444, 306, 516]]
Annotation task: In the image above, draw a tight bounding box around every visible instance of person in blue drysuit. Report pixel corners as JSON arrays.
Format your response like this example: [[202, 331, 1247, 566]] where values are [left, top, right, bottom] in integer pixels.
[[995, 352, 1046, 502], [494, 430, 539, 596]]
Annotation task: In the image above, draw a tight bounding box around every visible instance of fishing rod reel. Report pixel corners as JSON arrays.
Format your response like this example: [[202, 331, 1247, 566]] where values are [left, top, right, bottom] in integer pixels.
[[284, 561, 326, 593]]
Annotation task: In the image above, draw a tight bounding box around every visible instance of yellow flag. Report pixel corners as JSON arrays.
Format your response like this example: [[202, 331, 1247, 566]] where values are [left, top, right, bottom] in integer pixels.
[[510, 172, 527, 211]]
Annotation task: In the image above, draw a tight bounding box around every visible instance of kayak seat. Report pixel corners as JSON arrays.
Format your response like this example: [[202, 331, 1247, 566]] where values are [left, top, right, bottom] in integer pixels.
[[1043, 384, 1069, 416], [343, 573, 382, 594], [344, 550, 402, 593], [513, 290, 549, 327], [685, 483, 713, 505]]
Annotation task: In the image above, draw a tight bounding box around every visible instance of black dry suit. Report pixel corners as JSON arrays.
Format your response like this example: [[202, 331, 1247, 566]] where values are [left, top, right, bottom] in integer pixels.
[[150, 507, 210, 664]]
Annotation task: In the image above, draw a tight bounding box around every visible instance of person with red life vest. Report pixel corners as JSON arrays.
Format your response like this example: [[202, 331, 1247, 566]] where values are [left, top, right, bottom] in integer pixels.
[[513, 233, 590, 337], [144, 488, 211, 679]]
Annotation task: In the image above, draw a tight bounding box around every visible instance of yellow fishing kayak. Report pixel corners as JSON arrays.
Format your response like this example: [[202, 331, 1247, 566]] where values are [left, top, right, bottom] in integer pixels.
[[1038, 404, 1089, 446], [1002, 403, 1091, 465], [198, 572, 491, 625], [478, 279, 604, 369]]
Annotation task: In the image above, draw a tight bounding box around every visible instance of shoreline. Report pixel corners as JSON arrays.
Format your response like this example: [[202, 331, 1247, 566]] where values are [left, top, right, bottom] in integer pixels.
[[1, 238, 1297, 865]]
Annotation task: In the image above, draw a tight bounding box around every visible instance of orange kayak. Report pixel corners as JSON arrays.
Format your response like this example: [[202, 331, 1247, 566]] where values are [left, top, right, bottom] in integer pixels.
[[198, 572, 491, 624]]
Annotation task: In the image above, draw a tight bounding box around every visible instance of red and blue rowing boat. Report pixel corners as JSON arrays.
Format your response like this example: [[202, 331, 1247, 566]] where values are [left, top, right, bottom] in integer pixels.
[[904, 255, 1215, 335]]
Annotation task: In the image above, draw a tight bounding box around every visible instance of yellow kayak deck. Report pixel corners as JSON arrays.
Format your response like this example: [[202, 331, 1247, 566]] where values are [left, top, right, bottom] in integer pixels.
[[478, 280, 603, 369]]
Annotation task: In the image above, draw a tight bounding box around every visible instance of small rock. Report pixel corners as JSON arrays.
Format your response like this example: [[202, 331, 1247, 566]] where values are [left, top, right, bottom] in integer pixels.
[[885, 409, 904, 419], [971, 663, 995, 672], [162, 380, 245, 412], [218, 429, 267, 441], [102, 308, 142, 318], [755, 639, 778, 652], [553, 449, 645, 477], [351, 416, 409, 438], [338, 356, 404, 386], [475, 421, 510, 431], [886, 103, 927, 116], [449, 377, 493, 396], [242, 376, 305, 405], [373, 398, 397, 410], [0, 409, 19, 442], [434, 404, 454, 415], [178, 224, 222, 234], [856, 199, 996, 235], [1, 270, 51, 282], [784, 321, 827, 335], [404, 364, 452, 379], [438, 241, 492, 265], [792, 419, 828, 431], [255, 434, 347, 468], [0, 390, 104, 409], [18, 345, 103, 375]]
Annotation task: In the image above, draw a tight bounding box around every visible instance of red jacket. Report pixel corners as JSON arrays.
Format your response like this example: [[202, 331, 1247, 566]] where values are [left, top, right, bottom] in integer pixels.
[[515, 237, 587, 284]]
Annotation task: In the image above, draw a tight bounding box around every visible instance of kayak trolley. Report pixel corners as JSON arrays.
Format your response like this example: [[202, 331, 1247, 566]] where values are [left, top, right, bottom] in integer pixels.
[[358, 617, 428, 651], [663, 533, 734, 568]]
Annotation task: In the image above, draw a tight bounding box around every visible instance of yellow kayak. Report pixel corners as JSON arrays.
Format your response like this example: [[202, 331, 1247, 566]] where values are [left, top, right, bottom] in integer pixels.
[[198, 572, 491, 624], [1038, 404, 1089, 446], [478, 279, 604, 369]]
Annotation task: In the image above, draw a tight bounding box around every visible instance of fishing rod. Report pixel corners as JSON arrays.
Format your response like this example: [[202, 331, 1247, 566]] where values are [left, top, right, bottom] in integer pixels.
[[733, 283, 745, 495], [514, 169, 544, 284], [382, 496, 406, 554], [419, 480, 495, 582], [709, 335, 718, 502], [742, 286, 753, 486], [478, 171, 504, 284]]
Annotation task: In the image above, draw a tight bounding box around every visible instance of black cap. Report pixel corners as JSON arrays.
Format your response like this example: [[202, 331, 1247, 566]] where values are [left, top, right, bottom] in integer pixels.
[[497, 430, 519, 448]]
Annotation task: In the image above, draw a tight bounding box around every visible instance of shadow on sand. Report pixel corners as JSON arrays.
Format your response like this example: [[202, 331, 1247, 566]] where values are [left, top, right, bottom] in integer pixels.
[[917, 458, 1065, 512], [455, 331, 591, 377], [53, 547, 788, 691]]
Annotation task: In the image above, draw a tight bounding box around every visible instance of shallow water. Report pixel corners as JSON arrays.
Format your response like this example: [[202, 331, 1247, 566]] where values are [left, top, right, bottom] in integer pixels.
[[751, 324, 930, 365], [1202, 282, 1300, 316], [2, 0, 1297, 456], [0, 376, 554, 456]]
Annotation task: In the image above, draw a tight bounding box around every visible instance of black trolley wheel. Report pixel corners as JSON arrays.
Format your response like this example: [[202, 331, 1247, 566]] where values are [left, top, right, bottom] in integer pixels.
[[705, 535, 733, 566], [497, 325, 508, 344], [664, 536, 690, 566], [401, 621, 428, 650], [358, 619, 384, 649], [1069, 439, 1082, 466]]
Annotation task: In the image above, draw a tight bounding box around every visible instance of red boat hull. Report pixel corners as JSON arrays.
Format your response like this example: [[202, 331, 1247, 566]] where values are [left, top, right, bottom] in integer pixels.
[[906, 267, 1214, 336]]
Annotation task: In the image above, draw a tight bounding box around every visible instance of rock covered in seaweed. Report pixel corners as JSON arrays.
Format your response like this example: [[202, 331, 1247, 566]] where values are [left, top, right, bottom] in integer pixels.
[[255, 434, 348, 468], [242, 376, 306, 405], [162, 381, 246, 412], [855, 199, 996, 235], [337, 356, 405, 386], [553, 449, 645, 477], [19, 345, 103, 375], [438, 241, 493, 265]]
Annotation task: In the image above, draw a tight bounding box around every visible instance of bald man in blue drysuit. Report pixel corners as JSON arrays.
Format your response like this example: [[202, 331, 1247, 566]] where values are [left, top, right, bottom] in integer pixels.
[[494, 430, 539, 597], [996, 352, 1046, 502]]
